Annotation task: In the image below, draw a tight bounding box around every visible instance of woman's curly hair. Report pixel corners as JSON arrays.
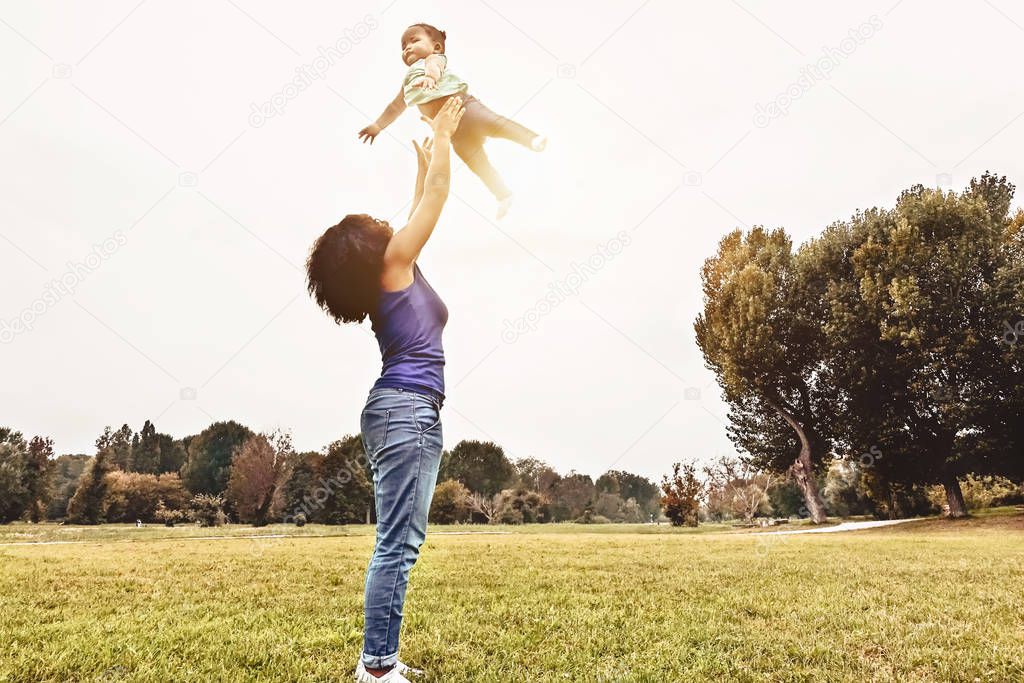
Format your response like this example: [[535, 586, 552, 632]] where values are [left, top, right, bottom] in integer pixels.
[[306, 214, 393, 324]]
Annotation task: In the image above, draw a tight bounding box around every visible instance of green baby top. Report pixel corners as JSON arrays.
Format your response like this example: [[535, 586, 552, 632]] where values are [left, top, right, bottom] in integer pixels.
[[403, 54, 468, 106]]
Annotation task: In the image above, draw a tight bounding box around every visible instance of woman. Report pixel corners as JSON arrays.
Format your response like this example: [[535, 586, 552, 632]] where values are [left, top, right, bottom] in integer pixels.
[[306, 97, 466, 682]]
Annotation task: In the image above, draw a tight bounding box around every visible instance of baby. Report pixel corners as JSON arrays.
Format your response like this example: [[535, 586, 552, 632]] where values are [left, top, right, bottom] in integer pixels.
[[358, 23, 546, 219]]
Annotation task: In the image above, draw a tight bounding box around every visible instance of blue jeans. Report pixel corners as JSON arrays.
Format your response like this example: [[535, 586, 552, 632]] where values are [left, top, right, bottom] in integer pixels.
[[359, 387, 444, 669]]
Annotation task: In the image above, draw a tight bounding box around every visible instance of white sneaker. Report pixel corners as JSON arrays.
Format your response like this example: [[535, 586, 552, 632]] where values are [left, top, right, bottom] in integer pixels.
[[395, 661, 424, 678], [497, 195, 513, 220], [354, 661, 411, 682]]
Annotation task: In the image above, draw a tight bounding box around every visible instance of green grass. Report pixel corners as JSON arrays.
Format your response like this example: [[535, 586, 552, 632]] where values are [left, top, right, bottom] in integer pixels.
[[1, 509, 1022, 682]]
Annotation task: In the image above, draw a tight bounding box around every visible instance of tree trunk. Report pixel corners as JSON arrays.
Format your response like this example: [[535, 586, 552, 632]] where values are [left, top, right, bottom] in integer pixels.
[[943, 474, 969, 518], [767, 399, 828, 523], [791, 445, 828, 523]]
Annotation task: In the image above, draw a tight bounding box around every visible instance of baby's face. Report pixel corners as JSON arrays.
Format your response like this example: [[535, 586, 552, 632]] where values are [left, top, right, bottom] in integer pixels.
[[401, 27, 438, 65]]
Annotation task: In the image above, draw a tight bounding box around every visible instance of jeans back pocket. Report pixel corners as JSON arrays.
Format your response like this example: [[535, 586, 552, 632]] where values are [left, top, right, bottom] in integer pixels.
[[360, 408, 391, 458]]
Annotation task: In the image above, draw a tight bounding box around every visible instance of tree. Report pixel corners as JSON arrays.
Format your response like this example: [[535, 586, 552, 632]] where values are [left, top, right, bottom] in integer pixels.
[[180, 421, 254, 496], [703, 455, 777, 522], [225, 432, 294, 526], [661, 461, 702, 527], [810, 175, 1023, 517], [281, 451, 325, 523], [695, 228, 831, 522], [96, 424, 134, 471], [513, 457, 557, 491], [156, 433, 187, 475], [596, 470, 661, 518], [67, 448, 115, 524], [468, 491, 499, 524], [430, 479, 472, 523], [439, 440, 515, 496], [47, 454, 90, 519], [550, 471, 595, 521], [130, 420, 161, 474], [0, 428, 30, 522], [24, 436, 54, 522], [317, 435, 373, 525]]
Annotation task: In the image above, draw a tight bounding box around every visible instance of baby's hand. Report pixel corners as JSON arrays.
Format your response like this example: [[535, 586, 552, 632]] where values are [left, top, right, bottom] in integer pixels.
[[414, 76, 437, 91], [358, 123, 381, 145]]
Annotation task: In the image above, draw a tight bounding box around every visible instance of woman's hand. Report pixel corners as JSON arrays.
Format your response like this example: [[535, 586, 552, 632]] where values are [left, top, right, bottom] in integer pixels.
[[413, 137, 433, 172], [420, 96, 465, 139]]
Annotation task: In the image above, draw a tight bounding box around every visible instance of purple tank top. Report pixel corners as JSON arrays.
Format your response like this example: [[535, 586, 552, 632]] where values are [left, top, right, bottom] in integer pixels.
[[369, 263, 448, 402]]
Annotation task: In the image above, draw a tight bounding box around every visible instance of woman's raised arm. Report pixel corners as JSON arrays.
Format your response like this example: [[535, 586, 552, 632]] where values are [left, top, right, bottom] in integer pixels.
[[381, 96, 465, 290]]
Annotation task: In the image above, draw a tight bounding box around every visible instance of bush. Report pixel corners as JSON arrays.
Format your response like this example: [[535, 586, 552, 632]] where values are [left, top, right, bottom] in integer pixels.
[[102, 471, 188, 523], [575, 513, 611, 524], [154, 499, 186, 527], [430, 480, 472, 524], [661, 462, 702, 527], [189, 494, 227, 527], [926, 475, 1023, 511], [494, 488, 548, 524]]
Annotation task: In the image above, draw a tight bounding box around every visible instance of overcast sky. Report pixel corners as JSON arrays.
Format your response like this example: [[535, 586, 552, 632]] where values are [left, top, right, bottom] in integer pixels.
[[2, 0, 1023, 482]]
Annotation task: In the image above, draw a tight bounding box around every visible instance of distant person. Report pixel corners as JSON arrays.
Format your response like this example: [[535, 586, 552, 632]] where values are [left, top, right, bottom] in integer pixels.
[[358, 22, 546, 220], [307, 97, 465, 682]]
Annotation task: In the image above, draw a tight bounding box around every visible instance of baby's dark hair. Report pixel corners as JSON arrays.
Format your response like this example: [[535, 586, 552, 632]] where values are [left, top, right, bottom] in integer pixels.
[[409, 22, 446, 52]]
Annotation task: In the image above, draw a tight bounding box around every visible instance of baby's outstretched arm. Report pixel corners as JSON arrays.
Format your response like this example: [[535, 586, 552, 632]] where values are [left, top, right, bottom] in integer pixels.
[[358, 84, 407, 144]]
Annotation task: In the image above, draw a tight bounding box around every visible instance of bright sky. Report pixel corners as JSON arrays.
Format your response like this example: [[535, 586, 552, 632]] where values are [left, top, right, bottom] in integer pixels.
[[2, 0, 1023, 482]]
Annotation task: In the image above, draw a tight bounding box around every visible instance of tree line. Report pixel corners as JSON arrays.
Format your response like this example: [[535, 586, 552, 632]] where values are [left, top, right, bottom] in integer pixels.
[[691, 173, 1023, 522], [0, 420, 664, 527]]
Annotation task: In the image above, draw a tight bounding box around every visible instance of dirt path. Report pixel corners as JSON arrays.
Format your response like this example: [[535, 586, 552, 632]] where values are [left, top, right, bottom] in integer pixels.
[[758, 518, 920, 535]]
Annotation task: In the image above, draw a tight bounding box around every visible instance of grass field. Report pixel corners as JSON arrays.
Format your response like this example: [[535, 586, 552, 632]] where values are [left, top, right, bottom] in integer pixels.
[[1, 509, 1022, 682]]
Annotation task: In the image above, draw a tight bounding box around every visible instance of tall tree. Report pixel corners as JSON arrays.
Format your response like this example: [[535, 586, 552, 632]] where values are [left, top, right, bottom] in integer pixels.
[[281, 451, 325, 523], [130, 420, 161, 474], [695, 228, 831, 522], [67, 448, 115, 524], [317, 435, 373, 524], [24, 436, 54, 522], [156, 433, 187, 475], [96, 424, 134, 471], [809, 175, 1023, 517], [180, 421, 254, 495], [550, 471, 595, 521], [0, 428, 30, 522], [225, 432, 293, 526], [47, 454, 90, 519]]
